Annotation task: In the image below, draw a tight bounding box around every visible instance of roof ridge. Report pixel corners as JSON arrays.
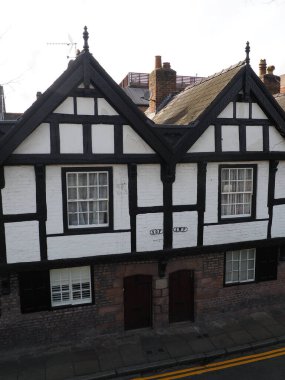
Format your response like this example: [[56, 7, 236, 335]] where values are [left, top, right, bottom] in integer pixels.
[[184, 60, 245, 92]]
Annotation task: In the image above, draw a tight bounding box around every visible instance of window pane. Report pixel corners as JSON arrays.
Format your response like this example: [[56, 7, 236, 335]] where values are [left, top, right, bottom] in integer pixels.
[[78, 173, 87, 186], [78, 187, 87, 199], [99, 173, 108, 185], [89, 173, 96, 186], [99, 186, 108, 199], [67, 173, 77, 186], [68, 213, 78, 226], [68, 188, 77, 200]]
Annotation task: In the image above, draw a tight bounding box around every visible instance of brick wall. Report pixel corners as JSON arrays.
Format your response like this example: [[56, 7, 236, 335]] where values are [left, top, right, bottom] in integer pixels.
[[1, 254, 285, 351]]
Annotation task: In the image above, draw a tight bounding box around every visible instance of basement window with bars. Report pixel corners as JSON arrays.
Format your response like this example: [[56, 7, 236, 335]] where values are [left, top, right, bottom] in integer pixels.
[[220, 166, 255, 219], [66, 170, 109, 229], [50, 266, 92, 307], [225, 249, 256, 284]]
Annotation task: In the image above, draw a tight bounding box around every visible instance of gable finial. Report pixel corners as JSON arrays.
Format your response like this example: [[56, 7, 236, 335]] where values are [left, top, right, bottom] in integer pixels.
[[245, 41, 250, 65], [83, 26, 89, 52]]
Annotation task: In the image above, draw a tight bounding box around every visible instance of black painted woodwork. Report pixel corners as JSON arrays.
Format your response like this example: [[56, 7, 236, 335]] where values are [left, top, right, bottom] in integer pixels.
[[197, 162, 207, 246], [123, 274, 152, 330], [267, 160, 279, 238], [128, 164, 137, 252], [256, 246, 278, 282], [0, 167, 6, 263], [19, 271, 51, 313], [169, 270, 194, 323], [161, 164, 175, 250], [35, 165, 47, 260]]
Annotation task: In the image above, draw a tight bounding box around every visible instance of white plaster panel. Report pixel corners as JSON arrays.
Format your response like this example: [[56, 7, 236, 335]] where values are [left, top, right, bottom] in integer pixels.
[[136, 213, 163, 252], [275, 161, 285, 199], [113, 165, 130, 230], [272, 205, 285, 238], [137, 165, 163, 207], [123, 125, 155, 154], [97, 98, 118, 115], [222, 125, 239, 151], [46, 166, 64, 235], [236, 102, 249, 119], [246, 126, 263, 151], [204, 163, 219, 223], [5, 221, 40, 263], [173, 164, 197, 205], [59, 124, 83, 153], [269, 126, 285, 151], [252, 103, 268, 119], [77, 97, 95, 115], [204, 221, 268, 246], [218, 102, 234, 118], [53, 97, 74, 114], [256, 161, 269, 219], [188, 125, 215, 153], [172, 212, 197, 248], [92, 124, 114, 153], [2, 166, 36, 214], [47, 232, 131, 260], [13, 123, 50, 154]]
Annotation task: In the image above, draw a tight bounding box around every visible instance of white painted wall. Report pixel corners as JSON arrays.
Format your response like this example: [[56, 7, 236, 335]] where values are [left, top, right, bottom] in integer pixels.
[[236, 102, 249, 119], [188, 125, 215, 153], [123, 125, 155, 154], [204, 220, 268, 245], [45, 164, 130, 234], [2, 166, 36, 214], [246, 126, 263, 151], [275, 161, 285, 199], [53, 97, 74, 114], [13, 123, 51, 154], [97, 98, 118, 115], [136, 213, 163, 252], [269, 126, 285, 151], [272, 205, 285, 238], [92, 124, 114, 154], [46, 166, 64, 235], [5, 221, 40, 263], [173, 164, 197, 205], [204, 163, 219, 223], [218, 102, 233, 118], [59, 124, 83, 153], [113, 165, 130, 230], [222, 125, 239, 151], [77, 97, 95, 115], [252, 103, 268, 119], [47, 232, 131, 260], [172, 212, 197, 248], [137, 165, 163, 207]]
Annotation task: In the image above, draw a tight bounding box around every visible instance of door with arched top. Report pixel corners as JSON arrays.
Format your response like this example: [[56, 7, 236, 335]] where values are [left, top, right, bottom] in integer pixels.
[[169, 270, 194, 323], [124, 275, 152, 330]]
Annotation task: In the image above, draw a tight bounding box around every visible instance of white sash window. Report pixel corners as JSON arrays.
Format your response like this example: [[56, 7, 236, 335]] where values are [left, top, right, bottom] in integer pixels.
[[221, 167, 253, 218], [50, 266, 92, 307], [66, 171, 109, 228]]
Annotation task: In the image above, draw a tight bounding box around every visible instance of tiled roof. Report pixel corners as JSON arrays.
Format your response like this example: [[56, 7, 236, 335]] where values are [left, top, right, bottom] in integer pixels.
[[153, 61, 245, 125]]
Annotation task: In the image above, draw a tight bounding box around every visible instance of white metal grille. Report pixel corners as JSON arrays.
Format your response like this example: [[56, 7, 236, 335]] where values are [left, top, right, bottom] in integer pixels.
[[225, 249, 256, 284], [66, 171, 109, 228], [50, 266, 91, 307], [221, 168, 253, 218]]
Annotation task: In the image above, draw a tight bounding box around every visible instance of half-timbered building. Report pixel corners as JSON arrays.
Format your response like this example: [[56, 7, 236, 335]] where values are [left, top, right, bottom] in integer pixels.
[[0, 30, 285, 350]]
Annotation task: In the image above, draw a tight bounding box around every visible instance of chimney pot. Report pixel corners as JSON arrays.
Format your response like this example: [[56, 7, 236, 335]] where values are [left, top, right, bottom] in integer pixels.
[[163, 62, 171, 69], [267, 65, 275, 75], [259, 59, 267, 76], [155, 56, 162, 69]]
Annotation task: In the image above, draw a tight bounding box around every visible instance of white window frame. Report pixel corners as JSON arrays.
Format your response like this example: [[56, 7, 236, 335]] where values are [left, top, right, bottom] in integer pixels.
[[66, 170, 109, 229], [50, 266, 92, 307], [220, 167, 254, 219], [225, 249, 256, 284]]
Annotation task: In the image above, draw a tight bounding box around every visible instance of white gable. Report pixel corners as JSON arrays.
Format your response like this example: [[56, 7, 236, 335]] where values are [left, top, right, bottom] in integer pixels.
[[269, 126, 285, 151], [123, 125, 154, 154], [97, 98, 118, 115], [53, 97, 74, 114], [77, 97, 95, 115], [218, 102, 234, 118], [59, 124, 83, 153], [246, 125, 263, 151], [236, 102, 249, 118], [13, 123, 50, 154], [188, 125, 215, 153], [252, 103, 268, 119], [222, 125, 239, 151], [92, 124, 114, 153]]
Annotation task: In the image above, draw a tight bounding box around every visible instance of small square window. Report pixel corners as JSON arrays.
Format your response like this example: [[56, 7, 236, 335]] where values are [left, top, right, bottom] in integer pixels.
[[225, 249, 256, 284]]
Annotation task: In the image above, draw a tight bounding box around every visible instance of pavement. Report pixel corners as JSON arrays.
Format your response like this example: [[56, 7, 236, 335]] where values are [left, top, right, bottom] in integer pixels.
[[1, 307, 285, 380]]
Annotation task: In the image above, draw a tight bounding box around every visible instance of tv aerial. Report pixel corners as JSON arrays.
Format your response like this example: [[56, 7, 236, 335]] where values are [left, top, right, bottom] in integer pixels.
[[47, 34, 78, 59]]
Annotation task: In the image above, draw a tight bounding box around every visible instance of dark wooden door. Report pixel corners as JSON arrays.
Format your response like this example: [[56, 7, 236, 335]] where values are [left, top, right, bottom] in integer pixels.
[[169, 270, 194, 323], [124, 275, 152, 330]]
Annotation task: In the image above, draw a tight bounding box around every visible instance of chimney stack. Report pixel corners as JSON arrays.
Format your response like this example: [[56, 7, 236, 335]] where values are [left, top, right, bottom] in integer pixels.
[[149, 56, 176, 114], [259, 59, 280, 95]]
